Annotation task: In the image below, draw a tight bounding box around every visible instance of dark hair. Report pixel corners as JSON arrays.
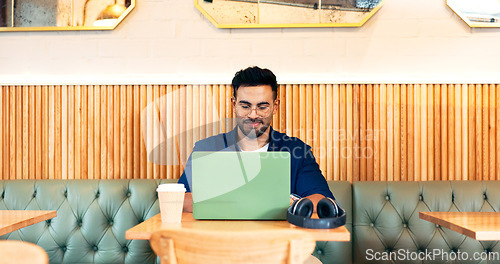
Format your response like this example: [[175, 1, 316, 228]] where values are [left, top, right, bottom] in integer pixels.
[[231, 66, 278, 100]]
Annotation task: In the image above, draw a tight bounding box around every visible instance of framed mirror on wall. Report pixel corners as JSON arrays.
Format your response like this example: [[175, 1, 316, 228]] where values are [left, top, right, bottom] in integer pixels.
[[195, 0, 384, 28], [448, 0, 500, 27], [0, 0, 134, 31]]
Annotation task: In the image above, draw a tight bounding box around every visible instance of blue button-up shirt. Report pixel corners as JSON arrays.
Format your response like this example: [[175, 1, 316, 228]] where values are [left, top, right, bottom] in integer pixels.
[[178, 126, 334, 199]]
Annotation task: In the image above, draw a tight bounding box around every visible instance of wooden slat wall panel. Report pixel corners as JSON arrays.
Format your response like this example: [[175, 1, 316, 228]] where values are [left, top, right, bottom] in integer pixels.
[[1, 84, 499, 181]]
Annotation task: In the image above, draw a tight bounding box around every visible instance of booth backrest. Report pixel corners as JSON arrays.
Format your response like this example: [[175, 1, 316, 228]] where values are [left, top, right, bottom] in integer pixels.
[[353, 181, 500, 264], [0, 179, 351, 264], [7, 180, 497, 264], [0, 179, 178, 264], [314, 181, 352, 264]]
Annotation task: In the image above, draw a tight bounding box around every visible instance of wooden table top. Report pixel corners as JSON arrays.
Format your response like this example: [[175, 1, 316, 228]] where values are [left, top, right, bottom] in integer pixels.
[[126, 213, 350, 242], [419, 211, 500, 241], [0, 210, 57, 236]]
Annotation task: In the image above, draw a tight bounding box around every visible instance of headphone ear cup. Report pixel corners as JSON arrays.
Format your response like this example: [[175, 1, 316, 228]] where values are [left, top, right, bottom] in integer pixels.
[[317, 197, 340, 218], [291, 198, 314, 218]]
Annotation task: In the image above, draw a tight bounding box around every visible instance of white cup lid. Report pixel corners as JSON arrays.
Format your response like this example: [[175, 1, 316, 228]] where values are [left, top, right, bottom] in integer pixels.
[[156, 183, 186, 192]]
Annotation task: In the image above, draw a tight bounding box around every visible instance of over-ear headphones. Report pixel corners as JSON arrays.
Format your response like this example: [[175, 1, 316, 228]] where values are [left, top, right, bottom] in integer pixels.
[[287, 197, 346, 229]]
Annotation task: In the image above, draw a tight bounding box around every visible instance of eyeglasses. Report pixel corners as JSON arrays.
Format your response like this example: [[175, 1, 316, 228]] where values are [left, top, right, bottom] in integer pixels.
[[236, 104, 273, 116]]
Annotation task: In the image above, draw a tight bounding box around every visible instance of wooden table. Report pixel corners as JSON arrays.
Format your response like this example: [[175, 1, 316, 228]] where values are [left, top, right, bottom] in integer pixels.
[[0, 210, 57, 236], [126, 213, 350, 242], [419, 211, 500, 241]]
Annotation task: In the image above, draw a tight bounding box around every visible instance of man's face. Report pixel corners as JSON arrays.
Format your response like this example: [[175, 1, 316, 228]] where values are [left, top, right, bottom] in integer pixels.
[[232, 85, 279, 139]]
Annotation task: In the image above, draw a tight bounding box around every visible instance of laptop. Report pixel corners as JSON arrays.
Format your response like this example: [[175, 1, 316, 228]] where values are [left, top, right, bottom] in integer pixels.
[[191, 151, 291, 220]]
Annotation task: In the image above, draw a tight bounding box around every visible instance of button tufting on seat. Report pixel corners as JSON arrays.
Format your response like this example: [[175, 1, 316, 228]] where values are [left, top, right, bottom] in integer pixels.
[[419, 195, 423, 201], [123, 246, 129, 253], [46, 219, 51, 226], [370, 223, 375, 227], [92, 246, 98, 252], [1, 192, 4, 199], [96, 192, 100, 198], [61, 246, 67, 252], [126, 192, 131, 198], [385, 195, 390, 201], [32, 191, 37, 198], [316, 249, 323, 255], [78, 221, 82, 227], [403, 223, 407, 228], [484, 194, 488, 200], [435, 224, 440, 228], [385, 248, 392, 253], [64, 190, 68, 198], [109, 220, 114, 226]]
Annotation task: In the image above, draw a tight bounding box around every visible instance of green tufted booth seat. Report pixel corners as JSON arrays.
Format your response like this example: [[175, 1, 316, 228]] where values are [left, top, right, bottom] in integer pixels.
[[1, 180, 498, 264], [0, 179, 350, 264], [352, 181, 500, 264]]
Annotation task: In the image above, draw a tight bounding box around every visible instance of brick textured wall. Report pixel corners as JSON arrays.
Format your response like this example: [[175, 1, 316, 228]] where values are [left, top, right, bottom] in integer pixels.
[[0, 0, 499, 84]]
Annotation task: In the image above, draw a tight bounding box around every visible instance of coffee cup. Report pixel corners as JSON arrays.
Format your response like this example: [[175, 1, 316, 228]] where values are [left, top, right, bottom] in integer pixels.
[[156, 183, 186, 223]]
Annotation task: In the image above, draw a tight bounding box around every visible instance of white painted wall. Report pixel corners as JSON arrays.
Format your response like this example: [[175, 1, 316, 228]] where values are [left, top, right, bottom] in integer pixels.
[[1, 0, 500, 84]]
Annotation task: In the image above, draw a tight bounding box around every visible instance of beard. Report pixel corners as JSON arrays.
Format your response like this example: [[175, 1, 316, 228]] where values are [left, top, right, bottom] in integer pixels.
[[236, 118, 270, 139]]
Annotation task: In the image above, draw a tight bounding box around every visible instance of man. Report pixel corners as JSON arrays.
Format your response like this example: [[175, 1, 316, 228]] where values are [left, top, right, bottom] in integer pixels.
[[178, 66, 334, 213]]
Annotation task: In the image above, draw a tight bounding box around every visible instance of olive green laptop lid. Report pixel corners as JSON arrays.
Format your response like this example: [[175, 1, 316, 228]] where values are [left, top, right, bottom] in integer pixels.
[[192, 151, 291, 220]]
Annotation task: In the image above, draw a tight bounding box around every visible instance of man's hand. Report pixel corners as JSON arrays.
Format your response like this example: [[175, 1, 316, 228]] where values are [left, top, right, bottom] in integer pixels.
[[183, 192, 193, 213]]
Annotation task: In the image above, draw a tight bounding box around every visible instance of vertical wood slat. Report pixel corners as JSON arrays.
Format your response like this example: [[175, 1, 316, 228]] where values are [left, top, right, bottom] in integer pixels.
[[339, 85, 347, 181], [108, 86, 114, 179], [332, 85, 339, 181], [359, 86, 367, 181], [434, 85, 441, 180], [447, 85, 455, 181], [393, 85, 401, 181], [467, 85, 474, 180], [420, 84, 427, 181], [496, 84, 500, 180], [373, 85, 380, 181], [489, 85, 495, 180], [380, 85, 387, 181], [120, 85, 127, 179], [407, 85, 414, 181], [475, 85, 482, 180], [1, 84, 500, 182], [400, 85, 407, 181], [366, 85, 374, 181], [22, 86, 28, 179], [441, 85, 448, 180], [319, 84, 327, 178], [386, 85, 394, 182], [88, 86, 94, 180], [95, 85, 101, 180], [62, 86, 68, 180], [454, 85, 461, 181], [427, 85, 434, 181], [352, 85, 360, 182], [67, 86, 74, 180]]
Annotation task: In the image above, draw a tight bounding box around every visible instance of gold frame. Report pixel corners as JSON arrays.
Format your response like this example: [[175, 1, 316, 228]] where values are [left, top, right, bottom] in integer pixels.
[[447, 0, 500, 28], [0, 0, 135, 32], [195, 0, 384, 28]]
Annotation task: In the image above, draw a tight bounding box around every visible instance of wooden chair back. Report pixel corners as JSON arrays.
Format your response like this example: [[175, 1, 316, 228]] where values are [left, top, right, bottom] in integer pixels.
[[0, 240, 49, 264], [150, 228, 316, 264]]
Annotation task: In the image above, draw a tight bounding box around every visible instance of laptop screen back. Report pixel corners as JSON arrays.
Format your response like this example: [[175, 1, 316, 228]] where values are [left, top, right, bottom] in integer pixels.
[[192, 151, 291, 220]]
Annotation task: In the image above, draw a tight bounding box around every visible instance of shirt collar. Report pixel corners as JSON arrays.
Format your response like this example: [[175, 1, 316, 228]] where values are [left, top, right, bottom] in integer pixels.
[[226, 126, 278, 151]]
